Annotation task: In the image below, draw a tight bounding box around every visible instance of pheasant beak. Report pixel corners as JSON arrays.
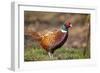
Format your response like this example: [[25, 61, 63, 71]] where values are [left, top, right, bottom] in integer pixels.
[[70, 24, 72, 27]]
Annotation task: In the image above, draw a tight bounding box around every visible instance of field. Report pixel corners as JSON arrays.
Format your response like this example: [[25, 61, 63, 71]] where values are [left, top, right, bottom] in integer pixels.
[[24, 47, 90, 61]]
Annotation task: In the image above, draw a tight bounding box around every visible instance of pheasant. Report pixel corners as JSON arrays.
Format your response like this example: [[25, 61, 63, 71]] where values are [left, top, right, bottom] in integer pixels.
[[25, 21, 72, 58]]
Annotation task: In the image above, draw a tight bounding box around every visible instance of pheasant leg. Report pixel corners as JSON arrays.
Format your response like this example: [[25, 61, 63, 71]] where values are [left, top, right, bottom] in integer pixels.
[[48, 52, 53, 59]]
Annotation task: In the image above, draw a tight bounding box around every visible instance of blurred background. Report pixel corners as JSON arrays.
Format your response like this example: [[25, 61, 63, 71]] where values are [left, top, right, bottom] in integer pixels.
[[24, 11, 90, 61], [24, 11, 90, 49]]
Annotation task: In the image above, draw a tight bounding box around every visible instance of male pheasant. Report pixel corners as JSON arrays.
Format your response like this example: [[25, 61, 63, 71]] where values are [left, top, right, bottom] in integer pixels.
[[25, 21, 72, 58]]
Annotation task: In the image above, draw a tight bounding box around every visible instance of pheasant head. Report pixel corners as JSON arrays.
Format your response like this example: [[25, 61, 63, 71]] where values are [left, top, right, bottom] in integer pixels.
[[61, 22, 72, 32]]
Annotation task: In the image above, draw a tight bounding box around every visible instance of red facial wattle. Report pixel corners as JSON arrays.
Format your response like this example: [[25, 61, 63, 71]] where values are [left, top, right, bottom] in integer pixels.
[[65, 22, 72, 28]]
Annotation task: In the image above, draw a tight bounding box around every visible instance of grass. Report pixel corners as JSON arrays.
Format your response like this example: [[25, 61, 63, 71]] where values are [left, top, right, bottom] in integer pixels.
[[24, 47, 90, 61]]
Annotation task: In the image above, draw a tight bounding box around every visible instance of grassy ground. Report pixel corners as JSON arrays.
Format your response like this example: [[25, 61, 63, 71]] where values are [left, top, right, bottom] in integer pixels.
[[24, 47, 90, 61]]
